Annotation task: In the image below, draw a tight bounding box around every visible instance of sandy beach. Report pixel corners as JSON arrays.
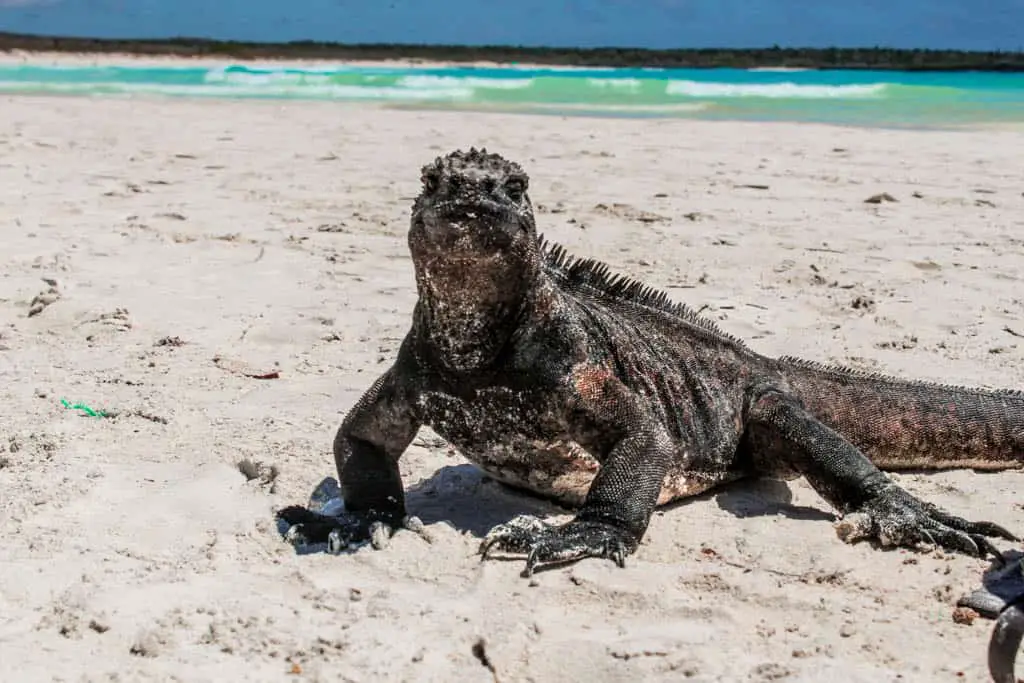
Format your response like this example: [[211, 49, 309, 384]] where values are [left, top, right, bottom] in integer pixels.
[[0, 49, 552, 71], [1, 88, 1022, 682]]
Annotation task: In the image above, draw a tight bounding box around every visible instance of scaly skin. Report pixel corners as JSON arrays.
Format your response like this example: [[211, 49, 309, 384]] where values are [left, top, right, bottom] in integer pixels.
[[278, 148, 1023, 577]]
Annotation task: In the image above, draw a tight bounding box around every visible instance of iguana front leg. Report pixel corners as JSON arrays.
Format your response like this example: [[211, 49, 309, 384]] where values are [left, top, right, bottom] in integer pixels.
[[480, 363, 675, 576], [747, 389, 1018, 557], [277, 366, 422, 552]]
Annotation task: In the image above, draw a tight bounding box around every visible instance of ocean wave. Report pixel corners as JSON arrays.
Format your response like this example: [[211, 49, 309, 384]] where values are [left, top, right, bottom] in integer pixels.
[[4, 62, 1022, 126], [586, 78, 642, 89], [204, 67, 334, 86], [397, 74, 533, 90], [666, 80, 887, 99], [516, 101, 710, 113], [0, 80, 475, 101], [0, 69, 892, 106]]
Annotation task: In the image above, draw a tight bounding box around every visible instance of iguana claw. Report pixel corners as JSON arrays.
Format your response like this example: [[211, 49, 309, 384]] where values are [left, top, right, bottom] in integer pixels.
[[277, 477, 432, 553], [480, 514, 637, 577], [834, 484, 1017, 560], [277, 505, 429, 553]]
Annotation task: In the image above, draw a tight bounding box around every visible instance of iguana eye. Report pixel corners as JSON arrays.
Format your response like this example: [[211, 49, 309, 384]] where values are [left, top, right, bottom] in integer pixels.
[[421, 171, 440, 194], [504, 178, 526, 201]]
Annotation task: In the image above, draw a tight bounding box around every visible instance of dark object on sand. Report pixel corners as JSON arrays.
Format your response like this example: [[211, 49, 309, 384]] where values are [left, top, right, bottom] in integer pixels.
[[960, 554, 1024, 681], [989, 595, 1024, 683]]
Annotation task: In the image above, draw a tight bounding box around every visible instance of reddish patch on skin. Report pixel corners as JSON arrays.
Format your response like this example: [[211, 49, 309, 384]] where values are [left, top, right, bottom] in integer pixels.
[[571, 363, 615, 403]]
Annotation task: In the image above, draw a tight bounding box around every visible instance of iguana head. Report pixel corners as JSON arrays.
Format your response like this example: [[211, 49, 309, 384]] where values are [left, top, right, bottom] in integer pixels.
[[407, 148, 542, 368], [410, 147, 536, 254], [409, 148, 540, 300]]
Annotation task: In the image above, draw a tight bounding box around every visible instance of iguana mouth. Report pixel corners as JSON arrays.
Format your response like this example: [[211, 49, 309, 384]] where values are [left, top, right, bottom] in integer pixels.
[[418, 207, 523, 253], [432, 199, 517, 225]]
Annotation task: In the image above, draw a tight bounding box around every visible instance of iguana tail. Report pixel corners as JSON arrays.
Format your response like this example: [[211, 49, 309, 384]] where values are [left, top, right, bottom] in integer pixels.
[[777, 357, 1024, 471]]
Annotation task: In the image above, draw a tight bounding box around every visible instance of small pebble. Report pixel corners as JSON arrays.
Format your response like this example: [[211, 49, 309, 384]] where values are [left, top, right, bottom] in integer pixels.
[[952, 606, 978, 626]]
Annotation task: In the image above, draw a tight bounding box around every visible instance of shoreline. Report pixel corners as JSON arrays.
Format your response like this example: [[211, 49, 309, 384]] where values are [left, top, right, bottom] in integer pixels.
[[2, 88, 1022, 135], [1, 32, 1023, 71], [0, 49, 541, 71], [4, 51, 1023, 132]]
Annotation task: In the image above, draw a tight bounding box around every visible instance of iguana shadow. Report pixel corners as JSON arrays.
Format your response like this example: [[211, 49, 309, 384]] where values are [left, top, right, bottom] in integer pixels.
[[411, 467, 838, 535], [709, 477, 837, 522], [407, 463, 567, 536], [276, 465, 837, 553], [273, 464, 566, 550], [409, 466, 836, 537]]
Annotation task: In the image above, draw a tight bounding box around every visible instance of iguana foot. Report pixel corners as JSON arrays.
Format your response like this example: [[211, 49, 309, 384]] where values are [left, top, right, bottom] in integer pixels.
[[277, 505, 429, 553], [834, 484, 1017, 559], [479, 514, 638, 577]]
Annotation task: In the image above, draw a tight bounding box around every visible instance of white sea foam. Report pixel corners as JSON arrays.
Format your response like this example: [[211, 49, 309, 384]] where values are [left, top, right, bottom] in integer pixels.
[[666, 80, 886, 99], [524, 65, 617, 72], [204, 64, 357, 80], [396, 75, 533, 90], [204, 68, 334, 86], [0, 81, 475, 101], [586, 78, 642, 89], [521, 102, 710, 113]]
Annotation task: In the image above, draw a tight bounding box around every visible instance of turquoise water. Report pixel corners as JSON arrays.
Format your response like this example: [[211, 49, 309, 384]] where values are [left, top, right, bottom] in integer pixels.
[[1, 62, 1023, 127]]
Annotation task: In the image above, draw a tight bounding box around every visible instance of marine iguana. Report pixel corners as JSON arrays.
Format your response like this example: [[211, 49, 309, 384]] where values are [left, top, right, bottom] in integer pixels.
[[278, 147, 1024, 577]]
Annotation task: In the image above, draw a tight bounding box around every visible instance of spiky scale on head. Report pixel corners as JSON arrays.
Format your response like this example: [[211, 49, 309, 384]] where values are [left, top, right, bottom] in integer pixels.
[[419, 147, 529, 201]]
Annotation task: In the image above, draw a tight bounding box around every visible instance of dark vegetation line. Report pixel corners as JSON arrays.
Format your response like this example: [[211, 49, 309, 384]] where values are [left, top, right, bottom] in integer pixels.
[[1, 32, 1023, 71]]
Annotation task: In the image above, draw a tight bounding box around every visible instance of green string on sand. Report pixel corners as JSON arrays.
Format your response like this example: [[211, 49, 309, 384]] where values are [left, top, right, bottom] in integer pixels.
[[60, 398, 111, 418]]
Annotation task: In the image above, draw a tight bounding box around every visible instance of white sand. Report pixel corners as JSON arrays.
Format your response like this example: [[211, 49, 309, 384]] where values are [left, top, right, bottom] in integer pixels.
[[0, 90, 1022, 682], [0, 49, 553, 70]]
